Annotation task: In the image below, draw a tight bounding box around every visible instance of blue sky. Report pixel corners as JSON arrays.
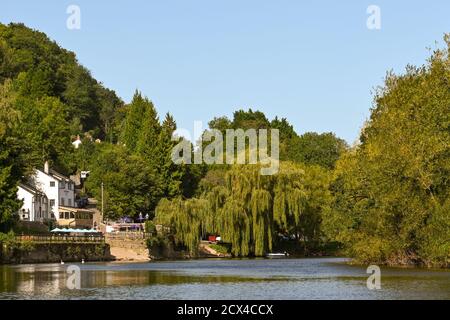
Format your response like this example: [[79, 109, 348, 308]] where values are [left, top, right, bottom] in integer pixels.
[[1, 0, 449, 143]]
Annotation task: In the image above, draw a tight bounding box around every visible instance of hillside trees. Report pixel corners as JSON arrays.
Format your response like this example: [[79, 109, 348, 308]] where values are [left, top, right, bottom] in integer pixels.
[[0, 81, 29, 232], [0, 23, 124, 140]]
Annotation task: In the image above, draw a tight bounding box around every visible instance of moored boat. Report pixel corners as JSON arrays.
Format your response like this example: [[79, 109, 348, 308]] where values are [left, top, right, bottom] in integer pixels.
[[266, 252, 289, 258]]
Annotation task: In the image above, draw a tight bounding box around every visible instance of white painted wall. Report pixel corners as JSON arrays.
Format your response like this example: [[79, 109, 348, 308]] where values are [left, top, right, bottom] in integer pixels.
[[58, 179, 75, 208], [17, 186, 49, 221], [34, 170, 59, 220], [33, 169, 75, 221], [17, 187, 34, 221]]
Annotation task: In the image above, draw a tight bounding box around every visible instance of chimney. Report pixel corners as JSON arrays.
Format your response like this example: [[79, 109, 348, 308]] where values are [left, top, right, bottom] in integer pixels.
[[44, 161, 49, 174]]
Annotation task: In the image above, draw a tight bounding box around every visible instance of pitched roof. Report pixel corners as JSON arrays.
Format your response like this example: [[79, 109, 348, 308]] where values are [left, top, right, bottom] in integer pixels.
[[18, 183, 45, 196], [36, 168, 71, 182], [49, 169, 71, 182]]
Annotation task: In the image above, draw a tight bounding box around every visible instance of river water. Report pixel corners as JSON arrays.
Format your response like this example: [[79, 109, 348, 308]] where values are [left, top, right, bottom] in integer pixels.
[[0, 257, 448, 300]]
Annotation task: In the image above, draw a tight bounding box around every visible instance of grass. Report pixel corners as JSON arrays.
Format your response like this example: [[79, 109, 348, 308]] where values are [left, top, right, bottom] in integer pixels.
[[209, 243, 231, 255]]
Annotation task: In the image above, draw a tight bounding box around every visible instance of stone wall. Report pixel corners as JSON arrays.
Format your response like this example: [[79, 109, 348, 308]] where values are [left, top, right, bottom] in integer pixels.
[[0, 242, 112, 264], [106, 237, 150, 260]]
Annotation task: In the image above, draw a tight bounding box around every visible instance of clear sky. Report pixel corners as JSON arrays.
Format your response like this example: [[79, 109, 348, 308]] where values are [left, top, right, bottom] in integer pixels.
[[1, 0, 449, 143]]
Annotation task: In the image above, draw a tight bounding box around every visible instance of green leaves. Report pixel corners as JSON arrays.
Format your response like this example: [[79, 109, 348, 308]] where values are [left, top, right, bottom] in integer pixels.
[[85, 144, 162, 220], [325, 36, 450, 267], [0, 22, 124, 140], [155, 162, 331, 256], [287, 132, 348, 169], [0, 80, 28, 232]]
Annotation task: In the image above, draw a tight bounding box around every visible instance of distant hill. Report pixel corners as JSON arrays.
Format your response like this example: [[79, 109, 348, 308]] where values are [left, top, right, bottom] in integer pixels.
[[0, 22, 123, 139]]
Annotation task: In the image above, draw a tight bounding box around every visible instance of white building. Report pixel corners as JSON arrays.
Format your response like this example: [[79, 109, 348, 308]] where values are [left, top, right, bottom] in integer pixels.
[[31, 162, 75, 222], [18, 162, 94, 228], [17, 183, 49, 222], [72, 135, 82, 149]]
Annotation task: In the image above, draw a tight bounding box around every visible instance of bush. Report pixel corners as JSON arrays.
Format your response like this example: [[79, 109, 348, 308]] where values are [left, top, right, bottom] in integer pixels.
[[0, 231, 17, 248], [144, 221, 157, 234], [209, 243, 231, 255]]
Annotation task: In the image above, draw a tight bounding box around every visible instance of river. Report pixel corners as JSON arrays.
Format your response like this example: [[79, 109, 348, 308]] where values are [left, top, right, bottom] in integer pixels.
[[0, 257, 448, 299]]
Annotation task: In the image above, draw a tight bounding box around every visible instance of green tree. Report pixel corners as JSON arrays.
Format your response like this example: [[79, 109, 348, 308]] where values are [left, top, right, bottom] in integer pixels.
[[0, 80, 29, 232], [155, 162, 331, 256], [287, 132, 348, 169], [120, 91, 151, 151], [324, 36, 450, 267], [85, 144, 162, 220]]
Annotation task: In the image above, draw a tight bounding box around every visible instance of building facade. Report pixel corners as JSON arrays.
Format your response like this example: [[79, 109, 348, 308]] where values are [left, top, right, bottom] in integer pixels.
[[32, 162, 75, 220], [17, 184, 49, 222], [18, 162, 94, 228]]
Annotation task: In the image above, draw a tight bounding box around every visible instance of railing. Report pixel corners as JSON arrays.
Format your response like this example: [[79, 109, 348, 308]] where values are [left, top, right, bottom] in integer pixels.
[[15, 235, 105, 244], [105, 232, 152, 240]]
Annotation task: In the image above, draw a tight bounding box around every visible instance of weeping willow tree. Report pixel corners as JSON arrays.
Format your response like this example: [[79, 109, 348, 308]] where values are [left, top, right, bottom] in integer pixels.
[[272, 163, 331, 252], [273, 165, 307, 231], [221, 165, 275, 256], [218, 198, 251, 256], [155, 197, 209, 254], [155, 162, 331, 256]]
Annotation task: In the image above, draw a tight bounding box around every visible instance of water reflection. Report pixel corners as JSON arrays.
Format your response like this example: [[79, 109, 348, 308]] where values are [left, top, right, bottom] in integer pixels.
[[0, 258, 448, 300]]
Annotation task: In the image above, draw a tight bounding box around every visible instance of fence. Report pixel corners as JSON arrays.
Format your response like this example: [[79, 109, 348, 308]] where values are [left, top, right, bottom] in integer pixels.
[[105, 232, 152, 240], [15, 235, 105, 244]]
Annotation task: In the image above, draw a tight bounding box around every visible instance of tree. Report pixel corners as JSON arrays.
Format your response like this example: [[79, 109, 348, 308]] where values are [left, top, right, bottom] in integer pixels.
[[136, 96, 160, 158], [155, 162, 331, 256], [324, 36, 450, 267], [287, 132, 347, 169], [120, 91, 152, 151], [0, 80, 29, 232], [0, 22, 122, 139], [85, 144, 162, 220]]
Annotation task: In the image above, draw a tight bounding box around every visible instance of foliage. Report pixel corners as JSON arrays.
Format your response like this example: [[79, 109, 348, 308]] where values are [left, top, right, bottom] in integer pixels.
[[209, 243, 231, 255], [144, 220, 157, 234], [1, 22, 447, 268], [0, 231, 17, 247], [155, 162, 331, 256], [0, 22, 124, 140], [0, 81, 28, 232], [85, 143, 161, 220], [323, 37, 450, 267], [286, 132, 348, 169]]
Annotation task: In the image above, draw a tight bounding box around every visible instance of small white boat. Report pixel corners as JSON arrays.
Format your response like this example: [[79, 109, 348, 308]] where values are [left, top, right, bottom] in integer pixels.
[[266, 252, 289, 258]]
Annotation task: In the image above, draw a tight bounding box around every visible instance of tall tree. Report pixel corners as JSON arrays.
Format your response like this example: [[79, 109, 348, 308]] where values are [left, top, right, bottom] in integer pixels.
[[120, 91, 152, 151], [85, 144, 162, 220], [287, 132, 347, 169], [0, 80, 29, 232], [136, 96, 160, 159], [324, 36, 450, 267]]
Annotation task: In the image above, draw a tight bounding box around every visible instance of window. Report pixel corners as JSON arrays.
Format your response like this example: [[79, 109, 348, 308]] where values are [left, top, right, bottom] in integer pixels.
[[60, 181, 65, 189], [68, 199, 72, 207], [68, 183, 73, 190], [60, 198, 65, 206], [50, 199, 55, 207], [50, 181, 55, 187], [59, 212, 64, 219]]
